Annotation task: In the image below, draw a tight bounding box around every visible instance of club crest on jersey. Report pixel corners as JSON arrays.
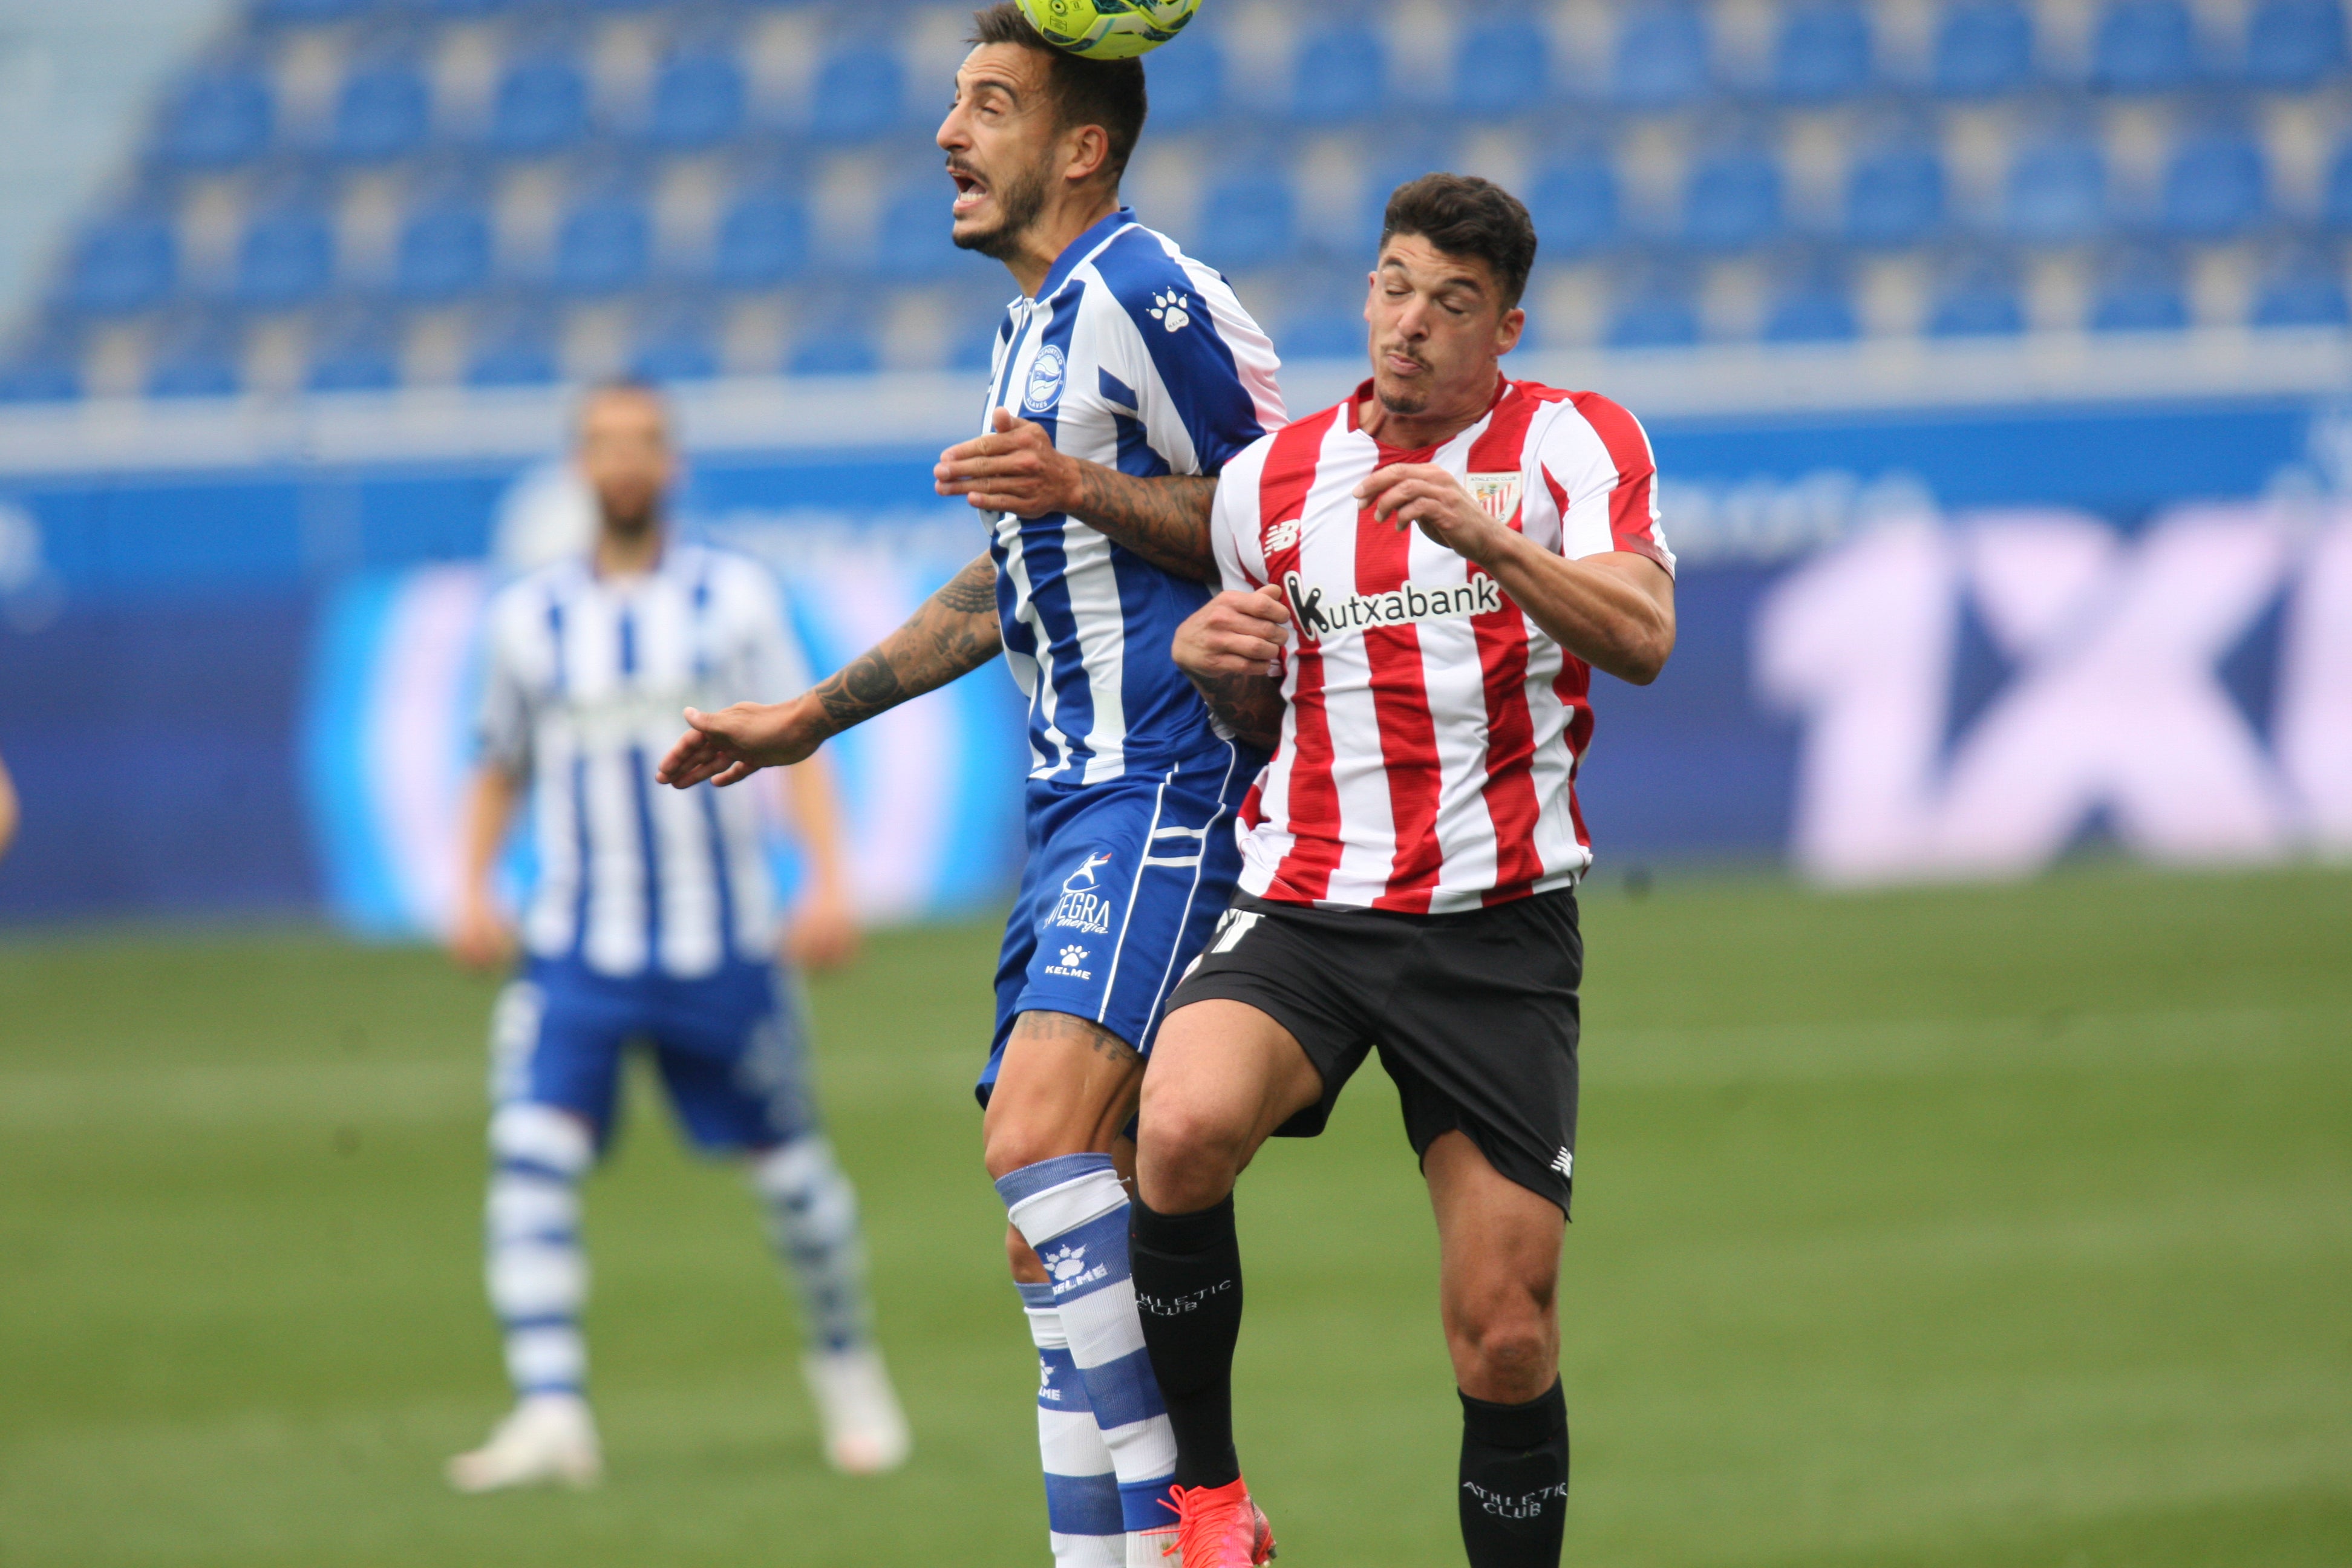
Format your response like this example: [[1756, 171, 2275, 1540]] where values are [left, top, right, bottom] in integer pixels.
[[1467, 471, 1524, 523], [1023, 343, 1066, 413], [1282, 570, 1504, 642], [1048, 852, 1116, 935]]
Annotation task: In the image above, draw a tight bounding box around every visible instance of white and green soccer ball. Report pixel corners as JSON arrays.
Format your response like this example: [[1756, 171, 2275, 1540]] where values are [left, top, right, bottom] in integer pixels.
[[1016, 0, 1203, 60]]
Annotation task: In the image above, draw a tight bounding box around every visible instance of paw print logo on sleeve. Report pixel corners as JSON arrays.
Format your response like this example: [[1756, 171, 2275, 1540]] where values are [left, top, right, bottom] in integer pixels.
[[1147, 290, 1192, 332]]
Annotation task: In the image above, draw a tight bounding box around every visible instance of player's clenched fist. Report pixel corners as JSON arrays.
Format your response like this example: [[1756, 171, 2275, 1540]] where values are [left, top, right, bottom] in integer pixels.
[[1173, 581, 1290, 680], [935, 407, 1083, 518], [656, 697, 824, 789]]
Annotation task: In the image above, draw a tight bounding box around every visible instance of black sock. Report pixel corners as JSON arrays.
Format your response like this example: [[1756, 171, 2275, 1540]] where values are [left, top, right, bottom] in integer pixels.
[[1458, 1379, 1569, 1568], [1129, 1194, 1244, 1489]]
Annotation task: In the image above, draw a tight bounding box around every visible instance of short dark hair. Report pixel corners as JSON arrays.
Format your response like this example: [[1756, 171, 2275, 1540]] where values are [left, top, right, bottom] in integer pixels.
[[967, 2, 1148, 184], [1379, 173, 1539, 311]]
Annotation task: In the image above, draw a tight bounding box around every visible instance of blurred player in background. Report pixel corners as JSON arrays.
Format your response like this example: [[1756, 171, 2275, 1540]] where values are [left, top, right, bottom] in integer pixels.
[[657, 7, 1282, 1564], [1136, 176, 1677, 1567], [444, 381, 908, 1492], [0, 748, 16, 860]]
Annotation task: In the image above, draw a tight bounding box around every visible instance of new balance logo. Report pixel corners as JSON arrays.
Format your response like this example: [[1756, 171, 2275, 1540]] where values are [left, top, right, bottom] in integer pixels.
[[1283, 570, 1504, 642], [1209, 909, 1261, 954], [1551, 1147, 1574, 1180], [1264, 517, 1301, 552]]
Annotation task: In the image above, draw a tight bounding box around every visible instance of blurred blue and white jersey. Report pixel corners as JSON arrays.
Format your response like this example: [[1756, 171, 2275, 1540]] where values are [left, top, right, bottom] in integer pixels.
[[476, 545, 809, 980], [984, 206, 1285, 785]]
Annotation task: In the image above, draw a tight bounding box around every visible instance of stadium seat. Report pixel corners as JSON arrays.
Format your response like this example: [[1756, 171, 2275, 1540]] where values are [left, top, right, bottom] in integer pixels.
[[2007, 134, 2108, 241], [65, 214, 176, 314], [145, 312, 245, 399], [1616, 4, 1712, 107], [550, 190, 652, 295], [1934, 1, 2035, 96], [394, 197, 493, 299], [949, 308, 1005, 372], [1846, 144, 1945, 246], [157, 66, 273, 168], [1281, 307, 1366, 360], [2252, 247, 2351, 325], [630, 298, 719, 382], [0, 321, 82, 403], [1606, 270, 1701, 347], [1525, 153, 1621, 256], [486, 50, 590, 154], [1775, 4, 1875, 101], [809, 45, 905, 143], [1198, 170, 1296, 269], [1357, 143, 1459, 252], [236, 201, 336, 305], [1291, 23, 1385, 123], [1683, 147, 1783, 249], [2090, 0, 2198, 92], [332, 57, 431, 163], [1145, 33, 1224, 128], [1765, 259, 1860, 339], [1452, 15, 1552, 119], [790, 321, 880, 376], [1928, 256, 2025, 334], [711, 186, 811, 287], [255, 0, 374, 20], [2243, 0, 2348, 87], [875, 179, 963, 281], [305, 310, 403, 392], [2161, 129, 2267, 237], [644, 45, 746, 149], [2090, 247, 2188, 330], [466, 307, 560, 386]]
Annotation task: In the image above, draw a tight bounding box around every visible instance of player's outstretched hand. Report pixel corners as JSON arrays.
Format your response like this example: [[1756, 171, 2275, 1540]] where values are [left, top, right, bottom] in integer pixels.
[[449, 893, 516, 972], [783, 891, 861, 973], [1356, 462, 1506, 565], [1174, 581, 1290, 679], [935, 408, 1082, 519], [656, 697, 823, 789]]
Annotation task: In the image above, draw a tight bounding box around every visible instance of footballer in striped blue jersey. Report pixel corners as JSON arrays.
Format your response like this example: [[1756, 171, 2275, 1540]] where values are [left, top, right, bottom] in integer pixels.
[[444, 383, 909, 1492], [657, 8, 1283, 1564]]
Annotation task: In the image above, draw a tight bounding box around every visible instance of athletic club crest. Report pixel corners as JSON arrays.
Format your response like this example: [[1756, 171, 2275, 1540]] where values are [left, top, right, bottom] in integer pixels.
[[1466, 471, 1523, 524]]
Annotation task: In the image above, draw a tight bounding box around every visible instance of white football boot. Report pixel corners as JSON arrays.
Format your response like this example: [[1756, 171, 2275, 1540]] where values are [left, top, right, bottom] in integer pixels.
[[803, 1346, 912, 1474], [445, 1393, 603, 1492]]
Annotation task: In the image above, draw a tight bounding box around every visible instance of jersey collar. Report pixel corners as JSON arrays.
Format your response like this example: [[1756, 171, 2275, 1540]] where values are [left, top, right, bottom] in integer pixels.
[[1036, 205, 1138, 300]]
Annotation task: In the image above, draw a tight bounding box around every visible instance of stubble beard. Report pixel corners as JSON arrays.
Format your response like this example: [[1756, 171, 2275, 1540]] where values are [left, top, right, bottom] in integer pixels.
[[952, 160, 1051, 262]]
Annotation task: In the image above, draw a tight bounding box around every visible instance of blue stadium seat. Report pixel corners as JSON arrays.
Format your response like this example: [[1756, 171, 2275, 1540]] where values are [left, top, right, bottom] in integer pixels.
[[1281, 307, 1366, 360], [466, 308, 560, 387], [157, 66, 273, 168], [2252, 248, 2350, 325], [333, 58, 431, 163], [488, 51, 589, 154], [1684, 147, 1782, 249], [1358, 145, 1458, 252], [2091, 0, 2198, 91], [394, 195, 491, 299], [0, 321, 82, 403], [1198, 169, 1296, 269], [2161, 129, 2266, 237], [631, 299, 719, 382], [949, 304, 1005, 372], [1292, 24, 1384, 124], [875, 178, 962, 280], [1846, 145, 1945, 246], [1526, 154, 1620, 255], [306, 310, 402, 392], [1617, 4, 1711, 106], [550, 190, 650, 295], [1607, 289, 1700, 348], [791, 321, 879, 376], [645, 46, 745, 149], [65, 214, 177, 314], [1452, 15, 1551, 119], [809, 46, 905, 143], [2091, 248, 2187, 330], [1775, 4, 1874, 100], [2007, 135, 2107, 241], [1928, 256, 2025, 335], [2244, 0, 2348, 86], [1934, 1, 2034, 96], [256, 0, 374, 20], [1765, 267, 1859, 340], [1145, 33, 1223, 128], [2326, 138, 2352, 227], [711, 186, 811, 287], [145, 312, 244, 399], [237, 202, 336, 305]]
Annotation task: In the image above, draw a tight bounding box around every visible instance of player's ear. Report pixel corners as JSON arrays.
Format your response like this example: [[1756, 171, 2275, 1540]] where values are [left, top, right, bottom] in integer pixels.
[[1495, 306, 1526, 356], [1062, 122, 1111, 186]]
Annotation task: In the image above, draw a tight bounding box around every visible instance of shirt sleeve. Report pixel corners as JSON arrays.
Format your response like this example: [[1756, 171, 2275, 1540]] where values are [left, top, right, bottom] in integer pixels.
[[1210, 438, 1272, 592], [474, 593, 534, 777], [1096, 237, 1282, 477], [1538, 392, 1677, 576]]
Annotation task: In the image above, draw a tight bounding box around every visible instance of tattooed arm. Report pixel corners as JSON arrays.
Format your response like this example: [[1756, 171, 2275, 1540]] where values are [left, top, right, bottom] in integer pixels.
[[1171, 581, 1292, 754], [656, 554, 1002, 789], [936, 408, 1218, 581]]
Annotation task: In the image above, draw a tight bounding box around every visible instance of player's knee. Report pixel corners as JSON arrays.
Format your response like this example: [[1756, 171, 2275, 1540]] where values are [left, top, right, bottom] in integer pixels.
[[489, 1102, 593, 1177], [1448, 1292, 1558, 1399], [979, 1109, 1069, 1181], [1134, 1091, 1250, 1209]]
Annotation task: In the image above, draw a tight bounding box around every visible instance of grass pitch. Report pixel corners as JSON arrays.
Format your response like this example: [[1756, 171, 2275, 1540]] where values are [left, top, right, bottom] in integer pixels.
[[1, 864, 2347, 1568]]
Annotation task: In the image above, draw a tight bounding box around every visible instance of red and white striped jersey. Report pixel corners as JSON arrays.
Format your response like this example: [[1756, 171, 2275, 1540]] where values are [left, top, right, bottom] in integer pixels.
[[1209, 376, 1674, 913]]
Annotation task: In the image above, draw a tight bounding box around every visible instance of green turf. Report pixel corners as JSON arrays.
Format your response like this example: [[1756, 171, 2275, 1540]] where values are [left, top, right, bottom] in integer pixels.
[[1, 864, 2347, 1567]]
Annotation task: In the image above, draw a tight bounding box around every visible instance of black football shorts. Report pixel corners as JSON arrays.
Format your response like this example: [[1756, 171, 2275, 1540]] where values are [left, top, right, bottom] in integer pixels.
[[1165, 889, 1583, 1214]]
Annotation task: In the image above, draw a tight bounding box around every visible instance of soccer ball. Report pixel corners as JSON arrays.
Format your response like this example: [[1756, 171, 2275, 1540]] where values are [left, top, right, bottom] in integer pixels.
[[1017, 0, 1203, 60]]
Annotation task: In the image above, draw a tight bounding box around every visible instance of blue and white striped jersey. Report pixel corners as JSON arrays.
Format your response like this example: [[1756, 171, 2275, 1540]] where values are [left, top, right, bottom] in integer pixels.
[[476, 543, 809, 980], [983, 206, 1285, 784]]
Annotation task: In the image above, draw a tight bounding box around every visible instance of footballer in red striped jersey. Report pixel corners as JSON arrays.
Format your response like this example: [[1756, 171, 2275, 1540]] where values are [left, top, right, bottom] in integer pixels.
[[1126, 175, 1677, 1568]]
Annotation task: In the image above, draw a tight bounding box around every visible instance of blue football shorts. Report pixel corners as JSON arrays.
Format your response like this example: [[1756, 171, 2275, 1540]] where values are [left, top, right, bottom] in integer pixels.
[[978, 742, 1256, 1105], [491, 955, 820, 1153]]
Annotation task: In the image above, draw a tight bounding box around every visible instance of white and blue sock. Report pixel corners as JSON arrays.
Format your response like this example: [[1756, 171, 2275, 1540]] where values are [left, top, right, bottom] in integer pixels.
[[999, 1154, 1181, 1566], [485, 1103, 592, 1399], [751, 1135, 873, 1354], [1023, 1282, 1125, 1568]]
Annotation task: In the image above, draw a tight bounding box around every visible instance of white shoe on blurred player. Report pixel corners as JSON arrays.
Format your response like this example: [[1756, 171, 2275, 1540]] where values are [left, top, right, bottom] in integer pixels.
[[803, 1347, 911, 1474], [445, 1393, 603, 1493]]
